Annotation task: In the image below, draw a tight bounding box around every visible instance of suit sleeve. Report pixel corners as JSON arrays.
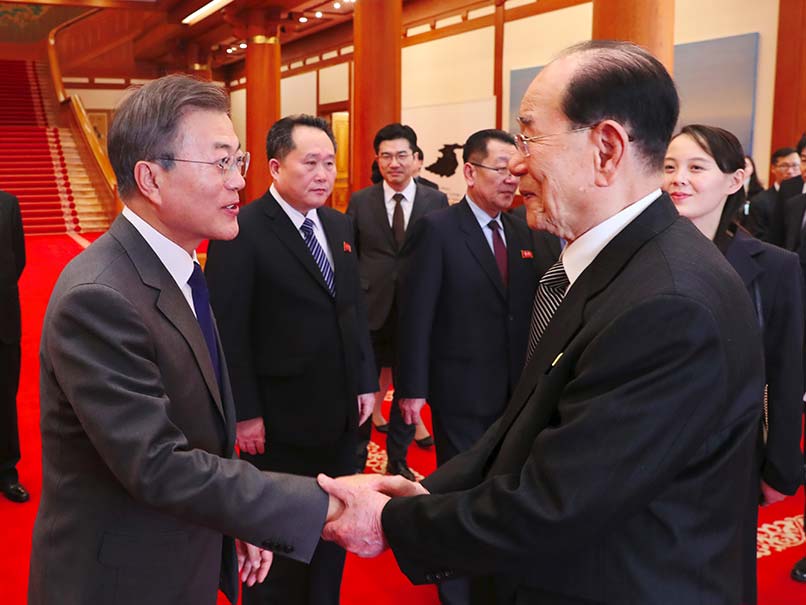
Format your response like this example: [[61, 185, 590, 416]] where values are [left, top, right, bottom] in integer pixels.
[[12, 195, 25, 279], [396, 217, 443, 399], [761, 252, 806, 493], [45, 282, 328, 562], [205, 236, 262, 421], [346, 193, 361, 255], [382, 295, 753, 581]]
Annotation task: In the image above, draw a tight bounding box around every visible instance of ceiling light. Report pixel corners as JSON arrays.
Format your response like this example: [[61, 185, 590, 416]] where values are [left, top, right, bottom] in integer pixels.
[[226, 48, 233, 54], [181, 0, 235, 26], [299, 16, 308, 23], [315, 11, 323, 18], [239, 42, 247, 49], [333, 2, 341, 8]]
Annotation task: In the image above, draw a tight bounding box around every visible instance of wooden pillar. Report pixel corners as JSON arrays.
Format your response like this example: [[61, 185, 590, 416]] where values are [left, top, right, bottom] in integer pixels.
[[186, 42, 212, 81], [351, 0, 402, 192], [770, 0, 806, 171], [245, 9, 281, 201], [591, 0, 675, 73], [494, 0, 505, 129]]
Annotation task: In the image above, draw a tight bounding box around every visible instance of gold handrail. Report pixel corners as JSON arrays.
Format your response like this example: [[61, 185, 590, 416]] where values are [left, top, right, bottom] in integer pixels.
[[47, 8, 120, 212]]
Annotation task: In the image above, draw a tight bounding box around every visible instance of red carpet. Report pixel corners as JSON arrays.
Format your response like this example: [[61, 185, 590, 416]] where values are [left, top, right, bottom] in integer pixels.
[[3, 233, 805, 604]]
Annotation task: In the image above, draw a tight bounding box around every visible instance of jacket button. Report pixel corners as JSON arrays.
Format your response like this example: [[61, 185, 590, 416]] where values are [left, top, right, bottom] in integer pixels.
[[425, 574, 435, 582]]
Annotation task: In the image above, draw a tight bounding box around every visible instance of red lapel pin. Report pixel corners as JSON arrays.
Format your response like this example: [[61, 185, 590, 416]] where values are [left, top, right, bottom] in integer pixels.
[[343, 241, 352, 253], [521, 250, 534, 259]]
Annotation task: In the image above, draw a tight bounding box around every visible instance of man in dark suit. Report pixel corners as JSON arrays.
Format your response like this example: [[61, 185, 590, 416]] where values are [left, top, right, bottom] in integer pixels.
[[0, 190, 27, 503], [413, 146, 440, 190], [319, 41, 765, 604], [29, 75, 341, 605], [347, 123, 448, 480], [767, 136, 806, 246], [396, 129, 539, 604], [205, 114, 378, 605], [745, 147, 800, 241]]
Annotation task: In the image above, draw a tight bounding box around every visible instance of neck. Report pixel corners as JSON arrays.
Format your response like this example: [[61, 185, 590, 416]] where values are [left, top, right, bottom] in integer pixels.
[[387, 178, 412, 193], [692, 202, 726, 242]]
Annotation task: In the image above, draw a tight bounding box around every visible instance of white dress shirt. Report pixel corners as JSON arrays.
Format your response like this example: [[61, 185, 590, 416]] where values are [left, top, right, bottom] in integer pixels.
[[383, 178, 416, 230], [122, 205, 199, 317], [562, 189, 662, 290], [466, 194, 506, 253], [271, 183, 335, 271]]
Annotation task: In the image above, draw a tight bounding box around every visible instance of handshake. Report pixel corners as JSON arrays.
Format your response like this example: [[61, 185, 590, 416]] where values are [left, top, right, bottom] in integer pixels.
[[319, 472, 430, 557]]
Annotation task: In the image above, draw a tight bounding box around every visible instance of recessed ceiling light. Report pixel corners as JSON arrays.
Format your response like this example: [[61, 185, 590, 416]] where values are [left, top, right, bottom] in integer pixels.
[[333, 2, 341, 8], [239, 42, 247, 49], [299, 16, 308, 23], [315, 11, 323, 18], [226, 48, 233, 54]]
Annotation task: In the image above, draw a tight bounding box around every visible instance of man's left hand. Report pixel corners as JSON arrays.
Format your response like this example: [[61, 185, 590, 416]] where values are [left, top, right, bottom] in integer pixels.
[[235, 539, 273, 586], [317, 473, 390, 558], [357, 392, 375, 425], [760, 479, 787, 506], [399, 397, 426, 425]]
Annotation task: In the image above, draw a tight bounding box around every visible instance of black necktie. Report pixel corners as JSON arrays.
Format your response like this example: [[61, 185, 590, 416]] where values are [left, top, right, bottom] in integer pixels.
[[187, 262, 221, 385], [392, 193, 405, 247], [488, 220, 508, 287], [526, 260, 569, 363]]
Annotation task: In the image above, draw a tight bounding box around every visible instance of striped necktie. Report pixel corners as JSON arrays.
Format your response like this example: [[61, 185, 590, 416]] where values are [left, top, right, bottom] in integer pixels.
[[300, 217, 335, 297], [525, 259, 569, 363]]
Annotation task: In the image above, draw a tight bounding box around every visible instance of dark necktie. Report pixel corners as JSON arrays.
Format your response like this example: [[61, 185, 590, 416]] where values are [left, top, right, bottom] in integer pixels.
[[188, 262, 221, 385], [525, 259, 569, 363], [300, 217, 335, 297], [488, 220, 508, 287], [392, 193, 406, 247]]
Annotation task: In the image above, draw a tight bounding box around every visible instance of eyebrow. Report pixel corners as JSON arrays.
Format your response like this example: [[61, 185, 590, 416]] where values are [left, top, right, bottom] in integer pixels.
[[213, 142, 241, 152], [517, 115, 533, 126]]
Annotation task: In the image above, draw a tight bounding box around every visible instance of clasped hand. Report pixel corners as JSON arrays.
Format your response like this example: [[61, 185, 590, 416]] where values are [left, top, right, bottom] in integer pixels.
[[318, 473, 429, 557]]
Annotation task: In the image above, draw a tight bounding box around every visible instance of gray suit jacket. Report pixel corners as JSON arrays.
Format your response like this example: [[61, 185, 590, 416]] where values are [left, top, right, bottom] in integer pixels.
[[29, 215, 328, 605], [347, 181, 448, 330]]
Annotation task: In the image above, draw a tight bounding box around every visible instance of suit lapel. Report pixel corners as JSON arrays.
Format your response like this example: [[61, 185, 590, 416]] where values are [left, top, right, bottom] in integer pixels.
[[408, 183, 432, 235], [493, 194, 680, 438], [725, 231, 762, 289], [109, 216, 226, 422], [458, 198, 506, 299], [319, 208, 346, 302], [262, 193, 333, 297]]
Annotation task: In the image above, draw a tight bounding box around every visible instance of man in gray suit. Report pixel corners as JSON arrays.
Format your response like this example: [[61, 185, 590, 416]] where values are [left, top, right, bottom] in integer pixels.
[[347, 123, 448, 480], [29, 75, 341, 605]]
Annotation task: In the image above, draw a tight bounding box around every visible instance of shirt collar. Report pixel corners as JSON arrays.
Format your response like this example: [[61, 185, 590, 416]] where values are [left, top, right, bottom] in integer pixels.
[[122, 205, 197, 286], [383, 178, 416, 204], [465, 194, 502, 229], [562, 189, 662, 287], [774, 182, 780, 191], [271, 183, 323, 233]]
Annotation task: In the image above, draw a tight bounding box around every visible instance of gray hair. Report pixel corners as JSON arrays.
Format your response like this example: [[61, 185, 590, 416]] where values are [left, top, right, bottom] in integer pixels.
[[108, 74, 230, 199]]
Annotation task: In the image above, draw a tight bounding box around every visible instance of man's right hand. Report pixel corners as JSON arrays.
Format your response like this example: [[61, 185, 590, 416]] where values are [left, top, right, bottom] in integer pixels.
[[236, 417, 266, 455], [399, 398, 427, 425]]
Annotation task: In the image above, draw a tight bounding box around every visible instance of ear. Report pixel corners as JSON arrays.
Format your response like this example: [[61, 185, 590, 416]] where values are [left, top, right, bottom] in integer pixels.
[[591, 120, 629, 187], [133, 160, 163, 205], [268, 158, 282, 181], [463, 162, 476, 187], [726, 168, 745, 195]]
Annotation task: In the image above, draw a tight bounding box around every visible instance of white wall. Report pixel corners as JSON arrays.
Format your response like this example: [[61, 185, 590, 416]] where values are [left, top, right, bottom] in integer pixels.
[[230, 88, 246, 148], [66, 88, 129, 109], [281, 71, 317, 117], [319, 62, 349, 104]]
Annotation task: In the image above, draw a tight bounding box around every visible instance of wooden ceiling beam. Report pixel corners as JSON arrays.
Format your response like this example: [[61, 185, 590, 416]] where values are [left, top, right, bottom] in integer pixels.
[[2, 0, 161, 9]]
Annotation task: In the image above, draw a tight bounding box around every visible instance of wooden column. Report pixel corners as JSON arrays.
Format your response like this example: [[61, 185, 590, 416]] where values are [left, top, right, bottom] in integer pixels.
[[245, 9, 281, 201], [351, 0, 402, 192], [186, 42, 212, 81], [591, 0, 675, 73], [770, 0, 806, 169], [494, 0, 505, 129]]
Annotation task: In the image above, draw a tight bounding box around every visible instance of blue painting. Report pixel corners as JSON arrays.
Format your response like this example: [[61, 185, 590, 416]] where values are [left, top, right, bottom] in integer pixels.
[[509, 33, 759, 153]]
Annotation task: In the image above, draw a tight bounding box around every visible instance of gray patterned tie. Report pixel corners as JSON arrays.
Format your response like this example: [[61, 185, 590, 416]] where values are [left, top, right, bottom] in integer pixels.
[[525, 259, 569, 363]]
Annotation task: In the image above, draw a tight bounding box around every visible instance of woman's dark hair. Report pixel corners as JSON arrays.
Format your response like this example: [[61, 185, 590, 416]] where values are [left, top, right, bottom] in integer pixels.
[[674, 124, 746, 239], [744, 155, 764, 198]]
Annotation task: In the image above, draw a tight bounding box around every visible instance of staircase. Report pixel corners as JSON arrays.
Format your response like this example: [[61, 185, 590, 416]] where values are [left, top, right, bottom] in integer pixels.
[[0, 60, 112, 235]]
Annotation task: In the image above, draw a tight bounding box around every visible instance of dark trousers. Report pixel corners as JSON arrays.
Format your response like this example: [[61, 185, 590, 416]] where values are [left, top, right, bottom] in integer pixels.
[[241, 432, 356, 605], [0, 342, 21, 484]]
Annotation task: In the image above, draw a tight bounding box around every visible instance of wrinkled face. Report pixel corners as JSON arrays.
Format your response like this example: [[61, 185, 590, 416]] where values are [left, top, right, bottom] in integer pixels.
[[150, 109, 244, 252], [517, 172, 542, 231], [465, 139, 519, 215], [507, 55, 594, 239], [270, 125, 336, 214], [772, 152, 801, 185], [663, 134, 742, 229], [377, 138, 415, 189]]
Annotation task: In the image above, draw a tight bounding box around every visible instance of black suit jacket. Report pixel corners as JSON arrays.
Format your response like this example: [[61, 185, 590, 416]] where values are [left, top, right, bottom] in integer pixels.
[[744, 187, 777, 242], [396, 199, 539, 418], [510, 204, 563, 274], [0, 191, 25, 344], [768, 175, 804, 246], [416, 175, 440, 190], [205, 191, 378, 448], [782, 192, 806, 253], [347, 182, 448, 331], [30, 216, 327, 605], [725, 229, 805, 494], [382, 195, 764, 604]]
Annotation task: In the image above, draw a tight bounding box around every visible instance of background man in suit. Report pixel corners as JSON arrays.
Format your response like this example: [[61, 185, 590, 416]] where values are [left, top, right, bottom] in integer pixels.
[[205, 114, 377, 605], [396, 129, 538, 605], [347, 123, 448, 480], [319, 41, 765, 604], [746, 147, 800, 241], [768, 135, 806, 246], [413, 146, 440, 190], [29, 75, 341, 605], [0, 190, 27, 503]]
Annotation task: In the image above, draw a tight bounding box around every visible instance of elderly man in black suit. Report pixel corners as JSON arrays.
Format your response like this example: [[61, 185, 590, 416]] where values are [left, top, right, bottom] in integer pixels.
[[347, 123, 448, 480], [30, 76, 343, 605], [205, 114, 378, 605], [318, 41, 765, 605], [396, 129, 540, 604], [0, 190, 27, 503]]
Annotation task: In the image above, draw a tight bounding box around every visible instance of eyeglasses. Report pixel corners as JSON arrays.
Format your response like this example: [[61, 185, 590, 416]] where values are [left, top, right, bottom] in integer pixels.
[[468, 162, 513, 177], [776, 162, 801, 170], [377, 151, 413, 164], [156, 151, 251, 178], [514, 126, 594, 157]]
